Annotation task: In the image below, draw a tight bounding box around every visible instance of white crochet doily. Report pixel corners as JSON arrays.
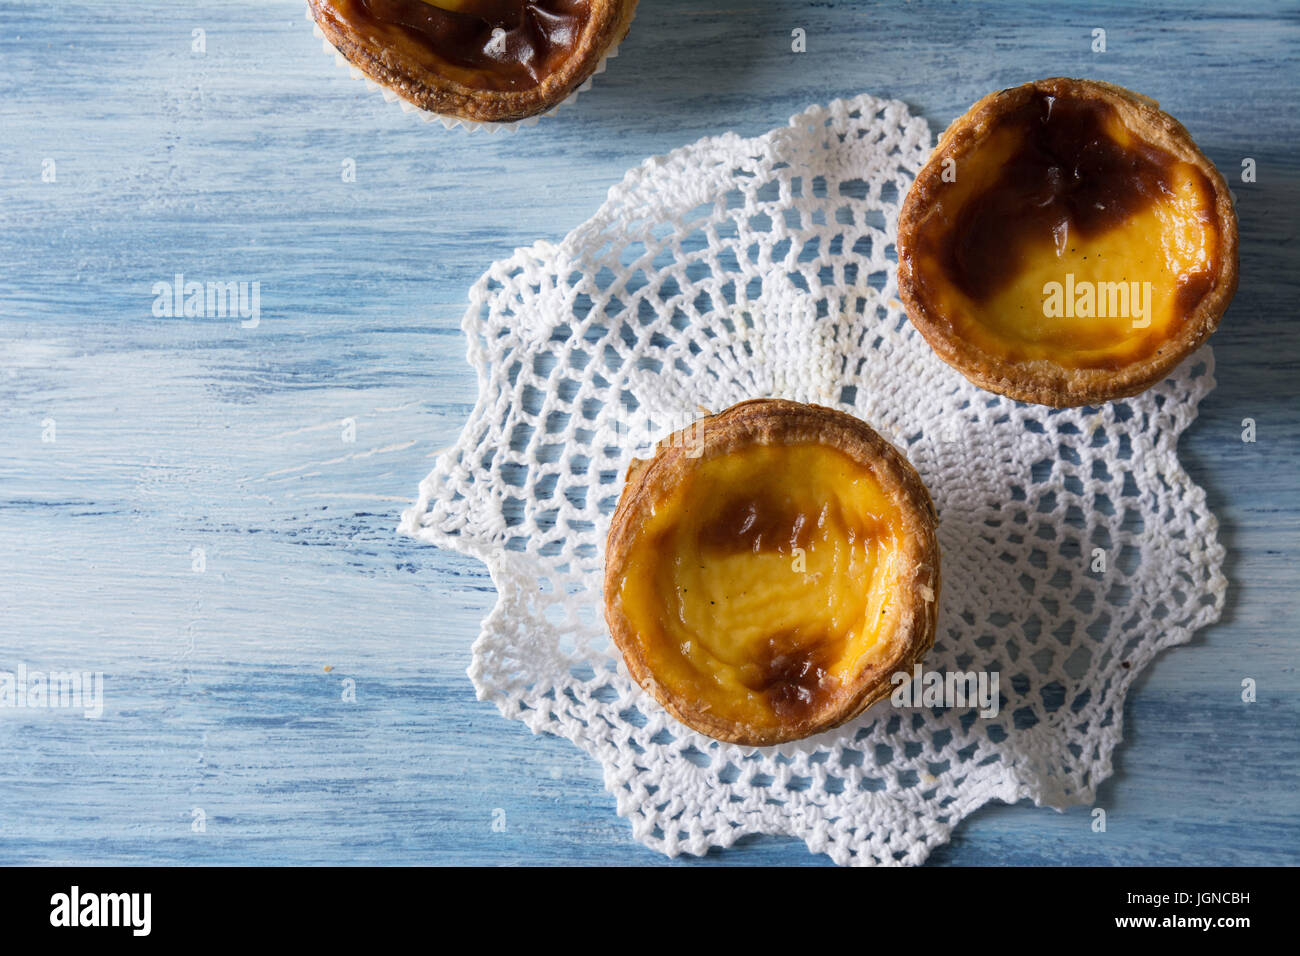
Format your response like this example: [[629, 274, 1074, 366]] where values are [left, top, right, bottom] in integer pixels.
[[400, 94, 1227, 865]]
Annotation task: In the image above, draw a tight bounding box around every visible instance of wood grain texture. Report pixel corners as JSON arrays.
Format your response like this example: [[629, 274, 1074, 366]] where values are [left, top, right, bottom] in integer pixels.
[[1, 0, 1297, 866]]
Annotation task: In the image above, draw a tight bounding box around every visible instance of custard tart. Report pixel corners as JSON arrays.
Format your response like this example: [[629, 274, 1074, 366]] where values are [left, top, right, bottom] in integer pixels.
[[603, 399, 941, 747], [898, 78, 1238, 407], [308, 0, 638, 122]]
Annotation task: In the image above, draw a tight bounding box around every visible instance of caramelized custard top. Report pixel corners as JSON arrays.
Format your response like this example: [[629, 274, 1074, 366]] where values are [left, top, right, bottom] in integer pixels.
[[324, 0, 590, 91], [904, 85, 1222, 370], [616, 442, 905, 732]]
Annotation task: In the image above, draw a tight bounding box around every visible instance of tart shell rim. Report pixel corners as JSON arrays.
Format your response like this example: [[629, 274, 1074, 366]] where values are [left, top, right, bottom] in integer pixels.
[[603, 398, 943, 748], [896, 76, 1239, 408], [307, 0, 638, 122]]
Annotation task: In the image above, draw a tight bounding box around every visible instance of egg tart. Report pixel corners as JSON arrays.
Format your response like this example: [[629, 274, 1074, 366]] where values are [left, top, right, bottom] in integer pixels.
[[307, 0, 638, 122], [604, 399, 941, 747], [898, 77, 1238, 407]]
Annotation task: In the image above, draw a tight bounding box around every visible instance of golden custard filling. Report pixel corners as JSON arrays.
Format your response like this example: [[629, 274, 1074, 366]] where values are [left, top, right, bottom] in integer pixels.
[[907, 90, 1221, 370], [321, 0, 590, 91], [617, 442, 907, 733]]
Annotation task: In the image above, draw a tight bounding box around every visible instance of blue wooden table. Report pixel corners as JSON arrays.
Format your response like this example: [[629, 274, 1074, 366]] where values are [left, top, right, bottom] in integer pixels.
[[1, 0, 1296, 865]]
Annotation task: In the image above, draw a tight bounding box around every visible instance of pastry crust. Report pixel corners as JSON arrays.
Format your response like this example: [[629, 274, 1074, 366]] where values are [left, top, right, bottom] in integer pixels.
[[897, 77, 1238, 407], [603, 399, 942, 747], [308, 0, 638, 122]]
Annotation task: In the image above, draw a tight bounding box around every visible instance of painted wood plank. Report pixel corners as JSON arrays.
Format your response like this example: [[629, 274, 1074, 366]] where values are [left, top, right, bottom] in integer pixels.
[[1, 0, 1297, 865]]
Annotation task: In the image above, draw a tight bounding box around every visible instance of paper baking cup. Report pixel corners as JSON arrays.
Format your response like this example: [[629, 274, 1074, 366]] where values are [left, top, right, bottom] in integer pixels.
[[305, 4, 618, 133]]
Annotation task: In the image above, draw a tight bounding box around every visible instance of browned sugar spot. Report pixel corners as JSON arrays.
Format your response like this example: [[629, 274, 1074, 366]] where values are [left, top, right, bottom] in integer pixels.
[[746, 632, 837, 721], [697, 492, 823, 556], [1175, 269, 1216, 319]]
